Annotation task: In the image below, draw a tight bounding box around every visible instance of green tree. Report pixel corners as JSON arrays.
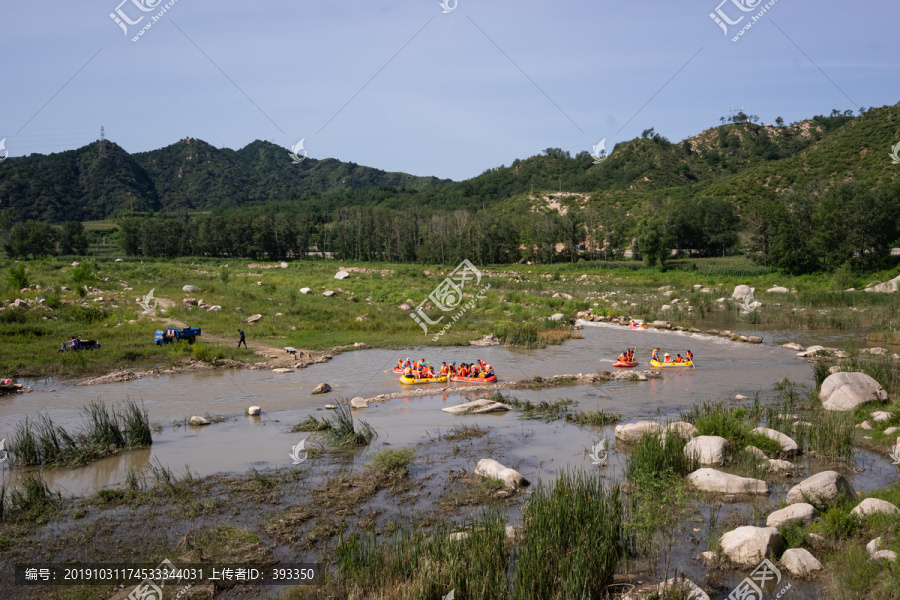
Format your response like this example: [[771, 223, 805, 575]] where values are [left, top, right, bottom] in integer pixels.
[[59, 221, 89, 255]]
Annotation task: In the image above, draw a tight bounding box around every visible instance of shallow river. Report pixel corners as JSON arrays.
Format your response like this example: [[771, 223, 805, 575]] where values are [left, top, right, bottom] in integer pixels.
[[0, 319, 883, 497]]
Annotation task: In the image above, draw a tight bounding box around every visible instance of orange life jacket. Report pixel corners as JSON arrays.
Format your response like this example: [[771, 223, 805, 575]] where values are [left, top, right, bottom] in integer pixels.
[[404, 366, 412, 376], [460, 366, 469, 377], [440, 365, 448, 375], [675, 356, 683, 363]]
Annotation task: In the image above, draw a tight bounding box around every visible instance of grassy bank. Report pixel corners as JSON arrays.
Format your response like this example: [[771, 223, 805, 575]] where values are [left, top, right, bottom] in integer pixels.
[[1, 255, 897, 380]]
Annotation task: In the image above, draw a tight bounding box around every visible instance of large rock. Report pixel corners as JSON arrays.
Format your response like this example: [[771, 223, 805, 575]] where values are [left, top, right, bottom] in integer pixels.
[[335, 271, 350, 280], [850, 498, 900, 518], [870, 411, 893, 422], [820, 372, 889, 411], [272, 368, 293, 374], [684, 436, 729, 465], [183, 298, 197, 306], [182, 285, 201, 292], [311, 382, 332, 395], [767, 286, 790, 293], [299, 288, 312, 295], [475, 459, 529, 489], [781, 548, 823, 577], [870, 550, 898, 562], [719, 526, 784, 567], [350, 397, 369, 409], [244, 314, 263, 324], [688, 468, 768, 495], [752, 427, 799, 456], [864, 274, 900, 293], [783, 342, 804, 351], [548, 313, 565, 321], [766, 503, 820, 528], [442, 399, 512, 415], [247, 406, 261, 416], [323, 290, 336, 297], [615, 421, 665, 443], [189, 416, 210, 426], [666, 421, 698, 439], [745, 445, 768, 460], [797, 345, 825, 357], [786, 471, 856, 506], [732, 285, 751, 300]]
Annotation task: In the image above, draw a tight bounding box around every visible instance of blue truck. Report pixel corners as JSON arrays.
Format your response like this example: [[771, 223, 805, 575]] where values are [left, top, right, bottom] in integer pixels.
[[155, 327, 202, 345]]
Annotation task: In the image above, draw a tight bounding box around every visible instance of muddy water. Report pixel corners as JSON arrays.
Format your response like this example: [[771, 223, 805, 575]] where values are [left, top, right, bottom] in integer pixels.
[[2, 322, 818, 495]]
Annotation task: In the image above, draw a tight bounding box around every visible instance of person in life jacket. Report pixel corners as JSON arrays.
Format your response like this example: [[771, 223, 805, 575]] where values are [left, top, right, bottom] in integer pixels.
[[449, 361, 457, 375], [652, 348, 660, 362], [675, 354, 683, 363], [470, 362, 480, 377], [484, 362, 494, 376], [664, 353, 671, 363], [618, 351, 627, 363], [423, 365, 434, 378], [397, 359, 404, 370], [460, 363, 470, 377], [686, 351, 693, 362], [440, 362, 449, 375], [404, 364, 413, 377]]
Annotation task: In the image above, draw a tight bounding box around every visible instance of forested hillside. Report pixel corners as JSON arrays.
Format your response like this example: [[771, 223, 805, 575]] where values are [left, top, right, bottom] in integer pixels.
[[1, 102, 899, 273]]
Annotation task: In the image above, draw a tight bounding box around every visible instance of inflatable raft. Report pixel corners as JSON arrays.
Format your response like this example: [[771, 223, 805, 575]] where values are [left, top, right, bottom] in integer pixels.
[[650, 359, 694, 368], [450, 374, 497, 383], [392, 367, 404, 373], [629, 322, 648, 329], [612, 361, 639, 368], [399, 375, 449, 385]]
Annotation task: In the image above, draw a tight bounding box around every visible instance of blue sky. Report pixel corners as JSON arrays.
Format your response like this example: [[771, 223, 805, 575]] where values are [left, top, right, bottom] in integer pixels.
[[1, 0, 898, 180]]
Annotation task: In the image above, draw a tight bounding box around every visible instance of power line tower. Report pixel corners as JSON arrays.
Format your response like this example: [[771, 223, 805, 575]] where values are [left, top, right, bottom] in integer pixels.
[[99, 126, 106, 157]]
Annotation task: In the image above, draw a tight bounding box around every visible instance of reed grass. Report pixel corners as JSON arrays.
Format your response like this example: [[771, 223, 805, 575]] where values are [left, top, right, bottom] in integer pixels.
[[323, 404, 377, 447], [502, 394, 575, 421], [336, 509, 509, 599], [7, 400, 152, 467], [367, 447, 415, 476], [8, 473, 59, 520], [291, 415, 332, 432], [515, 471, 624, 600], [565, 409, 622, 426]]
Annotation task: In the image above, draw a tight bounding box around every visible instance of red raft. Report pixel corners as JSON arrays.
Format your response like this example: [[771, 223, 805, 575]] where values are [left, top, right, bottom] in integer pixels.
[[392, 367, 404, 373], [450, 374, 498, 383], [612, 360, 639, 368]]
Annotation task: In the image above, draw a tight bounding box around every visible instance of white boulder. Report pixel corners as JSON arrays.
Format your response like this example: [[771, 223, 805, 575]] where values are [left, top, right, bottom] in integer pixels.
[[786, 471, 856, 506], [272, 368, 293, 374], [732, 285, 751, 300], [299, 288, 312, 295], [745, 445, 768, 460], [475, 459, 529, 489], [247, 406, 261, 416], [688, 468, 768, 495], [850, 498, 899, 518], [864, 274, 900, 293], [870, 411, 893, 422], [820, 372, 889, 411], [442, 399, 512, 415], [182, 285, 201, 292], [615, 421, 665, 443], [719, 526, 784, 567], [189, 416, 210, 426], [335, 271, 350, 280], [323, 290, 336, 297], [752, 427, 799, 456], [767, 286, 790, 293], [666, 421, 698, 439], [548, 313, 565, 321], [782, 342, 804, 351], [766, 503, 819, 528], [684, 436, 729, 465], [780, 548, 823, 577]]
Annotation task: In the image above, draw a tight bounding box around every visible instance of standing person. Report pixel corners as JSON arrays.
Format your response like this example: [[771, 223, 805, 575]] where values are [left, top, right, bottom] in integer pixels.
[[237, 329, 247, 348]]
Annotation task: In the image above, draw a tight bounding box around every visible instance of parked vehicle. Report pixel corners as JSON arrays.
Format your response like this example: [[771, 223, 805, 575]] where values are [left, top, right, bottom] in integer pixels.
[[58, 339, 102, 352], [155, 327, 202, 345]]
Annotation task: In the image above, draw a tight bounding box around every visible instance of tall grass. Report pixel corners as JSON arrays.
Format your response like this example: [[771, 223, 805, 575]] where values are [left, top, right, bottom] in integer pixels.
[[514, 471, 624, 600], [324, 404, 377, 447], [8, 473, 59, 520], [7, 399, 152, 467], [626, 433, 694, 484], [806, 410, 856, 462], [336, 509, 509, 599], [681, 400, 782, 457]]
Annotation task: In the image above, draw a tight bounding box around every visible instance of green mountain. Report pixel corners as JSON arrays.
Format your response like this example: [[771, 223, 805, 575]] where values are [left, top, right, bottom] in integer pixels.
[[1, 102, 898, 226]]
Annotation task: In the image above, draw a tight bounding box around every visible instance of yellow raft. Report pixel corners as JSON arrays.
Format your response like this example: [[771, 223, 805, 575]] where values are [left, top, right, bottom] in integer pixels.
[[399, 375, 449, 385], [650, 359, 694, 368]]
